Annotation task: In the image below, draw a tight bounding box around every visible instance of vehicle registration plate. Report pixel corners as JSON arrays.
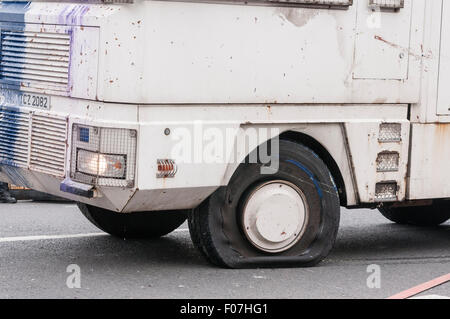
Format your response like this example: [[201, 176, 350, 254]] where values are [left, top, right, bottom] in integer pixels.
[[19, 93, 51, 110]]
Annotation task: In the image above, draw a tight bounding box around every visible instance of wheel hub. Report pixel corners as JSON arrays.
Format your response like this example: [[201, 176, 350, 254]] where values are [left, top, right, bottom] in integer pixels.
[[241, 180, 308, 253]]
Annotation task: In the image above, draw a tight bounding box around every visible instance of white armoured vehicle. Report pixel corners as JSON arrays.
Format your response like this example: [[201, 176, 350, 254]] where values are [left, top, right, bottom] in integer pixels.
[[0, 0, 449, 268]]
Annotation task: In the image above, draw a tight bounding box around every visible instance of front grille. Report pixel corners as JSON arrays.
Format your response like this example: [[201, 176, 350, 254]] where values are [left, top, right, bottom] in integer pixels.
[[0, 30, 71, 92], [0, 106, 67, 177], [30, 114, 67, 176]]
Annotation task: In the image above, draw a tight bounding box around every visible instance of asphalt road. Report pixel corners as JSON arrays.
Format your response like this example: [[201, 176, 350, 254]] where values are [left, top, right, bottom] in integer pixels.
[[0, 201, 449, 299]]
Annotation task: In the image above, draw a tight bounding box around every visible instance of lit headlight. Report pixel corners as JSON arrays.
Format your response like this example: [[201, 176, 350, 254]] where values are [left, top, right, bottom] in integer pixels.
[[70, 124, 137, 187], [77, 150, 126, 179]]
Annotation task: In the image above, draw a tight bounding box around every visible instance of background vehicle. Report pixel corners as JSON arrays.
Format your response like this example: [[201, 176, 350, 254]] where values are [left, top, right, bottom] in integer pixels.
[[7, 185, 69, 201], [0, 0, 449, 268]]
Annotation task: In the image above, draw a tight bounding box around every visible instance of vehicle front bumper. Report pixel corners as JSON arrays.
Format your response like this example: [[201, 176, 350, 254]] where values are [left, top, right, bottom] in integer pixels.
[[0, 90, 222, 212]]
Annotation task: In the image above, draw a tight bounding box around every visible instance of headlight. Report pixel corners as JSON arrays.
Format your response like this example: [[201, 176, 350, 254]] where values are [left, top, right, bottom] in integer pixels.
[[77, 150, 126, 179], [70, 124, 137, 187]]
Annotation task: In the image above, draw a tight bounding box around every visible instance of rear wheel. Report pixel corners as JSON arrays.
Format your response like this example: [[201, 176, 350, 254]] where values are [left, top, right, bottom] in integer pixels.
[[188, 140, 340, 268], [77, 203, 188, 239], [379, 201, 450, 227]]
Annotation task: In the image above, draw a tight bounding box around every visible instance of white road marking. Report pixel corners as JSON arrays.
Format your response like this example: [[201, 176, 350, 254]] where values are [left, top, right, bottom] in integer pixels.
[[411, 295, 450, 299], [0, 229, 189, 243], [0, 233, 107, 243]]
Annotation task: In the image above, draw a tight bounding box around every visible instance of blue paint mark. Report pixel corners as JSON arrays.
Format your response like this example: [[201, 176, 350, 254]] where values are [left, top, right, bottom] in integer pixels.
[[63, 4, 90, 26], [0, 3, 91, 95], [286, 159, 323, 198], [57, 4, 91, 94], [0, 3, 30, 172], [0, 164, 31, 188], [0, 1, 31, 91], [0, 2, 91, 173], [0, 1, 30, 23], [0, 105, 23, 168], [60, 177, 94, 198], [0, 88, 22, 105]]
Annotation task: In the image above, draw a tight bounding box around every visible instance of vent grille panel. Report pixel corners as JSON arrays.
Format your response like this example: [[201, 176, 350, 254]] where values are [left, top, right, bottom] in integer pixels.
[[0, 30, 71, 92], [30, 114, 67, 176], [0, 108, 30, 166], [0, 107, 67, 177]]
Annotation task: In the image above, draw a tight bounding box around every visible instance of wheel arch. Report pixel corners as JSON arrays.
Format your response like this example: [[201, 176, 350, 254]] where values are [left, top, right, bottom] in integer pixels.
[[279, 131, 348, 207], [221, 124, 355, 207]]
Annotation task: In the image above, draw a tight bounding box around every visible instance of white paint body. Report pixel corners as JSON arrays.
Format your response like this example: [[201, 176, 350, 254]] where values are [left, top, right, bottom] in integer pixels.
[[0, 0, 448, 213]]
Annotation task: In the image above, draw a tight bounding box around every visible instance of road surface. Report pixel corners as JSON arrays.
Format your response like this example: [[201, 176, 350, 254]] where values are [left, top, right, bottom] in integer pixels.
[[0, 201, 449, 299]]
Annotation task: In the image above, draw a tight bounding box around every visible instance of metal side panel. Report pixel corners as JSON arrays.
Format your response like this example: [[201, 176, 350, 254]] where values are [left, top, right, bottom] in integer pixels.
[[353, 0, 413, 80], [94, 0, 424, 104], [345, 120, 410, 203], [437, 0, 450, 115], [408, 123, 450, 200]]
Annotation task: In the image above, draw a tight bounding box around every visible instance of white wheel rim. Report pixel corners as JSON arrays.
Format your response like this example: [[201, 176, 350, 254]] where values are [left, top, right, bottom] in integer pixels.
[[241, 180, 308, 253]]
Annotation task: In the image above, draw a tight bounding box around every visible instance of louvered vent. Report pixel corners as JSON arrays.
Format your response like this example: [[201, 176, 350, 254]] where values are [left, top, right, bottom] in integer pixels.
[[30, 114, 67, 177], [0, 107, 30, 167], [0, 30, 71, 92], [0, 106, 67, 177]]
